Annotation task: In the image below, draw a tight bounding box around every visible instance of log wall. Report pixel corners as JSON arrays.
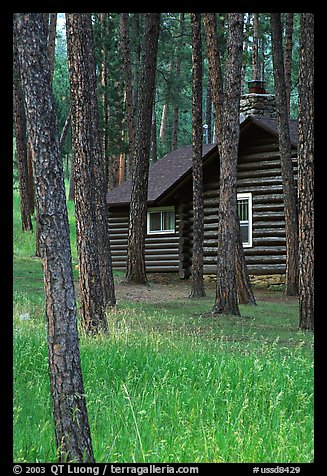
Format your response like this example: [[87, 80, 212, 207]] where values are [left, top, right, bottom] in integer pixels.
[[184, 140, 298, 276], [108, 207, 181, 274], [108, 130, 298, 278]]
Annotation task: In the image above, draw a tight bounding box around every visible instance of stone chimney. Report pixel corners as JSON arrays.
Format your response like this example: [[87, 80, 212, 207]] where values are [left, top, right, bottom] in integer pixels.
[[240, 80, 276, 122]]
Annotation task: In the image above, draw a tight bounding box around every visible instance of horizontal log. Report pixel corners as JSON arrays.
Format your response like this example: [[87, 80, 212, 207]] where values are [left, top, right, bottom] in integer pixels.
[[203, 263, 286, 275], [253, 211, 285, 220], [237, 168, 282, 179], [146, 265, 179, 272], [238, 159, 282, 171], [253, 228, 285, 237], [254, 220, 285, 229], [254, 203, 285, 212], [145, 252, 179, 263], [244, 245, 286, 255], [109, 238, 128, 246], [246, 264, 286, 275], [145, 235, 179, 243], [237, 176, 283, 187], [108, 227, 128, 233], [202, 245, 286, 256], [252, 194, 284, 203], [254, 236, 286, 245], [108, 213, 129, 221], [203, 188, 219, 198], [146, 242, 181, 250]]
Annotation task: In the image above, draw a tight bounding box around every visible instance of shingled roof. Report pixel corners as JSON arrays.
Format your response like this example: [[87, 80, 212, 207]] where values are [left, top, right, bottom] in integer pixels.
[[106, 116, 298, 207], [106, 143, 217, 206]]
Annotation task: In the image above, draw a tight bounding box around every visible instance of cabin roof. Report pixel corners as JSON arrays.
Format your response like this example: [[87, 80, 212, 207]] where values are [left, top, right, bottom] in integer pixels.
[[106, 116, 297, 207]]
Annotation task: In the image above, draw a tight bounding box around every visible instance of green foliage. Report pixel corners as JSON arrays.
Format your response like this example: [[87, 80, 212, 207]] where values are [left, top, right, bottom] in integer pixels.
[[13, 300, 313, 463], [13, 190, 313, 463]]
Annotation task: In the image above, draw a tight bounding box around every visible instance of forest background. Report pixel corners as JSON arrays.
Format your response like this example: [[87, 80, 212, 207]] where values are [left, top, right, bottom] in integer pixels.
[[13, 13, 302, 190]]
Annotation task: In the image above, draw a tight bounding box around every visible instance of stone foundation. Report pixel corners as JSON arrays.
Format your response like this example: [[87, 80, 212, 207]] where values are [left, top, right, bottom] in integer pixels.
[[204, 273, 285, 290]]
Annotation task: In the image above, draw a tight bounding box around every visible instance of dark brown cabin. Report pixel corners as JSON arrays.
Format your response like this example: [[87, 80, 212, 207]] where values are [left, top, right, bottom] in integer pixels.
[[106, 115, 298, 279]]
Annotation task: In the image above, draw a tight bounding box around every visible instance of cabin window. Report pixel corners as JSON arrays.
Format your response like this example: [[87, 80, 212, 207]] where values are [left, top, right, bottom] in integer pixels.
[[147, 207, 175, 234], [237, 193, 253, 248]]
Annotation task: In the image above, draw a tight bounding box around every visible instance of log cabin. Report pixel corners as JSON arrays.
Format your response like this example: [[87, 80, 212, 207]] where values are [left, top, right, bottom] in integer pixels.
[[106, 92, 298, 282]]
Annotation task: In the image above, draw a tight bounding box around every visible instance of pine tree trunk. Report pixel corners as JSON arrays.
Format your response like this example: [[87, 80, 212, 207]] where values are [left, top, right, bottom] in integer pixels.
[[284, 13, 294, 118], [159, 103, 169, 144], [203, 13, 223, 149], [270, 13, 299, 296], [15, 13, 94, 463], [205, 79, 212, 144], [126, 13, 160, 284], [120, 13, 135, 178], [298, 13, 314, 331], [205, 12, 255, 308], [171, 13, 185, 151], [151, 106, 158, 162], [48, 13, 57, 80], [252, 13, 260, 80], [13, 35, 33, 232], [66, 13, 115, 332], [212, 13, 244, 316], [189, 13, 205, 298]]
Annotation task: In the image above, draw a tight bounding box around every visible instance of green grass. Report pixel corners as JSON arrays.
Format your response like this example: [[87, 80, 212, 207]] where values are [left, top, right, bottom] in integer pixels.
[[13, 189, 314, 463]]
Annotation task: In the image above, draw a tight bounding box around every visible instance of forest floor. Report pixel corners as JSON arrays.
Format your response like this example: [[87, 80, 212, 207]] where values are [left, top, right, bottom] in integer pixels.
[[114, 273, 299, 305]]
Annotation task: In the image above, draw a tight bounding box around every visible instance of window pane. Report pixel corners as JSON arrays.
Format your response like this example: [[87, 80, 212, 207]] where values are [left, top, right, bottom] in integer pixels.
[[149, 212, 161, 232], [237, 199, 248, 221], [162, 211, 174, 231], [240, 223, 249, 243]]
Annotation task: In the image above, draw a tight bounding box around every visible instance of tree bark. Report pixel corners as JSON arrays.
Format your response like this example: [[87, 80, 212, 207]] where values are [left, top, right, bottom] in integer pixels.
[[270, 13, 299, 296], [189, 12, 205, 299], [126, 13, 160, 284], [203, 13, 224, 151], [205, 12, 256, 308], [284, 13, 294, 119], [120, 13, 136, 178], [298, 13, 314, 331], [48, 13, 57, 81], [15, 13, 94, 463], [66, 13, 116, 333], [252, 13, 260, 80], [171, 13, 185, 151], [13, 33, 33, 232], [212, 13, 244, 316]]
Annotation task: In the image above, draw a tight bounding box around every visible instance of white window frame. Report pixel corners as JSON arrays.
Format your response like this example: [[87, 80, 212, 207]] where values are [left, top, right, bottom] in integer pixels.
[[237, 192, 253, 248], [147, 206, 175, 235]]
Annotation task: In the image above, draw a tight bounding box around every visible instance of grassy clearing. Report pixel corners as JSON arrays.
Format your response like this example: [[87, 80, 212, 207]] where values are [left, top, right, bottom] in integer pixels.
[[13, 190, 314, 463]]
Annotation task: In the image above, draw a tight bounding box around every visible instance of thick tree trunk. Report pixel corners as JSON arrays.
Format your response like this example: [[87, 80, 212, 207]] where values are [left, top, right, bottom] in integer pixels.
[[126, 13, 160, 284], [298, 13, 314, 331], [15, 13, 94, 463], [212, 13, 244, 316], [189, 13, 205, 299], [270, 13, 299, 296], [205, 12, 255, 308], [66, 13, 115, 332], [203, 13, 223, 150], [13, 36, 33, 232]]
